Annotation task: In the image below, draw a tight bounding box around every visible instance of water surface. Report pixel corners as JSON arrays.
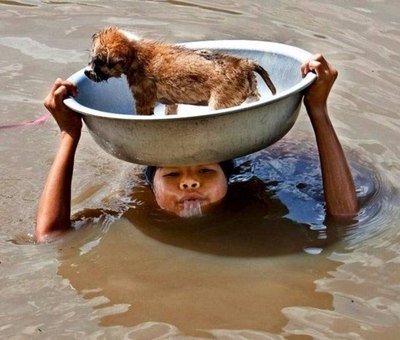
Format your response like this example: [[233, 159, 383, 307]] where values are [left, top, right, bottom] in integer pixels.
[[1, 0, 400, 338]]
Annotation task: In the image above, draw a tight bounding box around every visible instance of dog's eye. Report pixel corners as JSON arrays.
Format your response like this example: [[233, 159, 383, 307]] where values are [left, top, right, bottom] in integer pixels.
[[93, 58, 106, 66], [107, 62, 117, 68]]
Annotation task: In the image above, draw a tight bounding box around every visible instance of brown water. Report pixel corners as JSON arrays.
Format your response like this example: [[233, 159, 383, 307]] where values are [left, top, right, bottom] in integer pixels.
[[1, 0, 400, 338]]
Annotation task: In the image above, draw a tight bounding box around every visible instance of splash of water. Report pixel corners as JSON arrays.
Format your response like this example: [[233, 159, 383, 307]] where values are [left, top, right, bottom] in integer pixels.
[[180, 200, 203, 218]]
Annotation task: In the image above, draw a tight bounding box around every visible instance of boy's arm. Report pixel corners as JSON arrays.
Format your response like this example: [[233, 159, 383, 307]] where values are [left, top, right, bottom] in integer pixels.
[[302, 55, 358, 219], [35, 79, 81, 242]]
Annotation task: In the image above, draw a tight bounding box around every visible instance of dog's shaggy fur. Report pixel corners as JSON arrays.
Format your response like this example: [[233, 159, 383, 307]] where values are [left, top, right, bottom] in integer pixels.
[[85, 27, 276, 115]]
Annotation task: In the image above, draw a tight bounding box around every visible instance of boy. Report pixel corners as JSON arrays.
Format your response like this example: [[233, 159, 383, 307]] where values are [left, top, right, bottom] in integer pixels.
[[35, 54, 357, 242]]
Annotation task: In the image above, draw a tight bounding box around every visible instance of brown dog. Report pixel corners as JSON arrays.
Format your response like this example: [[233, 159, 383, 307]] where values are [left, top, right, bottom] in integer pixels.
[[85, 27, 276, 115]]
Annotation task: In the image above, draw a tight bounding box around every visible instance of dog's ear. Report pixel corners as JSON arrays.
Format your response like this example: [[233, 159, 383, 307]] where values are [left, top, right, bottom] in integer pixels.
[[115, 57, 127, 65], [92, 31, 99, 41], [106, 48, 111, 65], [105, 50, 127, 68]]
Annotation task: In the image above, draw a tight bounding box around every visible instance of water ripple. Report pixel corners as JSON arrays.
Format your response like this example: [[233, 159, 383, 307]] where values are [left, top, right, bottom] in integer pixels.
[[0, 0, 37, 7], [0, 37, 85, 63]]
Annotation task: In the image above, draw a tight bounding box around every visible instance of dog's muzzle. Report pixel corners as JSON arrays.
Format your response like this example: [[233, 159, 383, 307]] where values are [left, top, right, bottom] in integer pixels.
[[84, 65, 108, 82]]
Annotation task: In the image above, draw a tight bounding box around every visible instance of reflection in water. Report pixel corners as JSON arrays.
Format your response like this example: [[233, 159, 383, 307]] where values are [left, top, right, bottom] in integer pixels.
[[57, 218, 337, 336], [54, 138, 379, 336]]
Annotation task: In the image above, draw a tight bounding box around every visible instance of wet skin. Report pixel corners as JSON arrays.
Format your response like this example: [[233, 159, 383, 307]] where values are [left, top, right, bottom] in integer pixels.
[[152, 164, 228, 217]]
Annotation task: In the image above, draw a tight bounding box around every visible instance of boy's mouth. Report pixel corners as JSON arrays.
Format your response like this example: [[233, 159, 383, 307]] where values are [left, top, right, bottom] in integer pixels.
[[179, 193, 205, 204], [179, 196, 204, 218]]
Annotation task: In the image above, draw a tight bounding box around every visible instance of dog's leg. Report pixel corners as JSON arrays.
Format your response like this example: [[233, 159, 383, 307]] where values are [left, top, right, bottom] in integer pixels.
[[245, 93, 260, 104], [209, 91, 245, 111], [165, 104, 178, 115], [246, 86, 261, 104], [131, 82, 157, 115], [244, 72, 261, 104], [134, 95, 156, 115], [135, 101, 156, 115]]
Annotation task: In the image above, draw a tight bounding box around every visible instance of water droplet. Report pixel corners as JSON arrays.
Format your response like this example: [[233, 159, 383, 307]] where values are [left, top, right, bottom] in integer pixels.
[[303, 247, 323, 255], [180, 200, 203, 218]]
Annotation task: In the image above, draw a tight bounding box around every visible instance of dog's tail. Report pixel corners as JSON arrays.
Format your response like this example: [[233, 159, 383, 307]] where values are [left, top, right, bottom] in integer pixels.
[[253, 64, 276, 95]]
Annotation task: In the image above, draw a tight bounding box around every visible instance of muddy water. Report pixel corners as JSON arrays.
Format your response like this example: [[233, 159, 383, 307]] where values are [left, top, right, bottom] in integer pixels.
[[1, 0, 400, 338]]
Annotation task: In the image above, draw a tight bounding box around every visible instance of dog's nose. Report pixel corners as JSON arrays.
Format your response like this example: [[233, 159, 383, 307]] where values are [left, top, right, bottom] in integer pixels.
[[84, 68, 92, 79]]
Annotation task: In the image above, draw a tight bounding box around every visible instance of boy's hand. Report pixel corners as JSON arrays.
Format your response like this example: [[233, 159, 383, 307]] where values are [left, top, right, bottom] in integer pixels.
[[301, 54, 338, 111], [43, 79, 82, 138]]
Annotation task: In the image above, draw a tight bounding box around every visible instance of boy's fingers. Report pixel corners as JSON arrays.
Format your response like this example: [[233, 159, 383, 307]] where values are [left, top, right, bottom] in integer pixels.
[[312, 53, 324, 62], [54, 85, 69, 105], [50, 79, 77, 97], [301, 63, 308, 77], [64, 82, 78, 97], [307, 60, 322, 72], [301, 54, 329, 77], [302, 60, 322, 79]]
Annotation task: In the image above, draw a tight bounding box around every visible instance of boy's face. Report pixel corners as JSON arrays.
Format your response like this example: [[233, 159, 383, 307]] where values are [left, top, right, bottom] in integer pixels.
[[152, 163, 228, 217]]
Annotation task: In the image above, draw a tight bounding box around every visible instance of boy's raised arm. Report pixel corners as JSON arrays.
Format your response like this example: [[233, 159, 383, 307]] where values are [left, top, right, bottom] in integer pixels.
[[35, 79, 81, 242], [302, 54, 358, 219]]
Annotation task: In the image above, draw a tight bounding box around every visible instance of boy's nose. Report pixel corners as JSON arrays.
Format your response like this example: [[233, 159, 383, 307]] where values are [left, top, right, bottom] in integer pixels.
[[180, 178, 200, 190]]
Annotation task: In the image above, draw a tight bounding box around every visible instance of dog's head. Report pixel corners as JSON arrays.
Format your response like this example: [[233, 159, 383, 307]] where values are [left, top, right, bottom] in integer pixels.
[[85, 26, 134, 82]]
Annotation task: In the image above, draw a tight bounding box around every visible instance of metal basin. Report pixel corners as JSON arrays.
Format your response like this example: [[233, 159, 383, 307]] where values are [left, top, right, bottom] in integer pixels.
[[64, 40, 316, 166]]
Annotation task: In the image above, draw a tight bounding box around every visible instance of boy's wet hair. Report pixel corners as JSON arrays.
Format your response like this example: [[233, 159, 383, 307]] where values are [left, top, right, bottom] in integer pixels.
[[144, 160, 235, 187]]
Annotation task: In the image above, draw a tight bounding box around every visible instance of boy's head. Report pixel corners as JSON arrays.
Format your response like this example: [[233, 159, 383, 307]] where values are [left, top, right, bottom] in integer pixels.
[[144, 161, 234, 217]]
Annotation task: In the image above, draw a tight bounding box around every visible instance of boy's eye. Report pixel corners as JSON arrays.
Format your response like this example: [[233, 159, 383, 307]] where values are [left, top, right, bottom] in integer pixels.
[[199, 168, 214, 174], [163, 172, 180, 177]]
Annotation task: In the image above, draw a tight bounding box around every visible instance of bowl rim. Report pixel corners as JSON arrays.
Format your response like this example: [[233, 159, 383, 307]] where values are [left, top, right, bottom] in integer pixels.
[[64, 40, 316, 121]]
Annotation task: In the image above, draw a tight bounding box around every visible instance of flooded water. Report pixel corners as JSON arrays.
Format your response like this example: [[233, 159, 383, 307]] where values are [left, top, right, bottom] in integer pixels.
[[1, 0, 400, 338]]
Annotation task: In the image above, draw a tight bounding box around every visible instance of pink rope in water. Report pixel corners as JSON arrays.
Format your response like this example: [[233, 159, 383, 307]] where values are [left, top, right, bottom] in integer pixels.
[[0, 112, 50, 130]]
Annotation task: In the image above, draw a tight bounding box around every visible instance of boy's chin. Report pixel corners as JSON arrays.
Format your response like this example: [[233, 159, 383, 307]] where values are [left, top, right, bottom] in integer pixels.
[[180, 199, 225, 218]]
